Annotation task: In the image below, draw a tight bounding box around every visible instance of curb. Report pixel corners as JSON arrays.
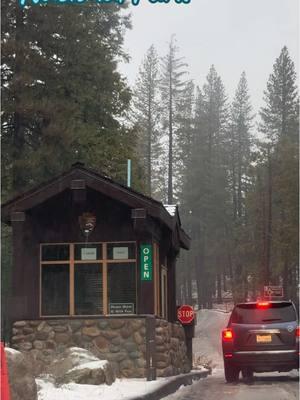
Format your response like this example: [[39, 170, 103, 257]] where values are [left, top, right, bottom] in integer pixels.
[[129, 370, 210, 400]]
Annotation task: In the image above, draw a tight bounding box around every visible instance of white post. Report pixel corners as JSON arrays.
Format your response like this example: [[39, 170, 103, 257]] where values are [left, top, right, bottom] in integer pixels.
[[127, 159, 131, 187]]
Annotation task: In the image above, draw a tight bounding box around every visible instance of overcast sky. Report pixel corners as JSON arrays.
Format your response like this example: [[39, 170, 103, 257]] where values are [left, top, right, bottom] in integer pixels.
[[120, 0, 299, 117]]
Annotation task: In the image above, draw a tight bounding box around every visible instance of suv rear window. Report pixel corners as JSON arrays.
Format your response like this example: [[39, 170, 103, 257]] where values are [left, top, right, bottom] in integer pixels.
[[231, 302, 297, 324]]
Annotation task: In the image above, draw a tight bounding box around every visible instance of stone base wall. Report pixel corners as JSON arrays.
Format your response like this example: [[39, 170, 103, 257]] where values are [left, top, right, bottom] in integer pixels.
[[11, 318, 146, 378], [11, 317, 190, 379], [155, 319, 190, 377]]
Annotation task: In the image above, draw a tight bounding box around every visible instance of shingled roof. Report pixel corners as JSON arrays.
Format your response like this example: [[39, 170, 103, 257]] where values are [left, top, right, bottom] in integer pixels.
[[1, 163, 190, 250]]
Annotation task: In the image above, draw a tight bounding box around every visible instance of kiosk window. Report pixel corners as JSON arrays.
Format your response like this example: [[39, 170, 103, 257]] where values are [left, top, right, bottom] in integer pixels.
[[74, 264, 103, 315], [41, 264, 69, 315], [41, 242, 137, 317], [107, 243, 135, 260], [42, 245, 69, 261], [108, 262, 136, 313], [74, 244, 102, 261]]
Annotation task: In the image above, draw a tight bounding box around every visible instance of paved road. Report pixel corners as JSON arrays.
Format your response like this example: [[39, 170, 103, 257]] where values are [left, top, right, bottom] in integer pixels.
[[163, 309, 299, 400]]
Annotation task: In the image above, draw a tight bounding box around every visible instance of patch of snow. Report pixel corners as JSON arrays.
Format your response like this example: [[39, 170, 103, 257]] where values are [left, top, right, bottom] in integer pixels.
[[69, 347, 89, 353], [5, 348, 20, 355], [193, 309, 229, 370], [69, 360, 108, 372], [163, 204, 177, 216], [37, 376, 170, 400], [65, 348, 99, 362], [191, 366, 207, 372]]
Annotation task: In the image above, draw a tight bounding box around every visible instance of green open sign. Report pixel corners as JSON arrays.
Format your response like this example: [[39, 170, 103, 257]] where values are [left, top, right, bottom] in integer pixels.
[[140, 244, 153, 281]]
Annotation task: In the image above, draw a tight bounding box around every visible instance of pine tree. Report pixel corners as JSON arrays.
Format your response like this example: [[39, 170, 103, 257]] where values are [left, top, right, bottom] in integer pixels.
[[260, 46, 298, 142], [177, 66, 230, 308], [256, 46, 299, 300], [229, 72, 253, 220], [175, 80, 195, 303], [132, 45, 162, 196], [160, 35, 188, 204], [200, 66, 230, 306], [226, 72, 255, 300], [175, 80, 195, 199], [1, 3, 136, 195], [1, 2, 143, 339]]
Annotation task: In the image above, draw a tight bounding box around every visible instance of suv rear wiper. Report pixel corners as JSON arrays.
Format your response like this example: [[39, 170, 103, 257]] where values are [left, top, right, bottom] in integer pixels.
[[262, 318, 282, 322]]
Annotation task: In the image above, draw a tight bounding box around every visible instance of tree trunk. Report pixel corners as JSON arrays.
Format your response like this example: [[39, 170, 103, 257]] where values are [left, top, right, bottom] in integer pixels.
[[167, 65, 173, 204], [222, 268, 227, 292], [266, 147, 272, 284], [282, 259, 289, 300], [13, 6, 26, 193], [217, 272, 222, 303], [258, 170, 268, 289], [147, 99, 152, 196]]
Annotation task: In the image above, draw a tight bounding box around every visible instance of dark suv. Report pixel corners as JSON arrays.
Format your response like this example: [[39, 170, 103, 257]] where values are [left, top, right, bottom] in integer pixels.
[[222, 301, 299, 382]]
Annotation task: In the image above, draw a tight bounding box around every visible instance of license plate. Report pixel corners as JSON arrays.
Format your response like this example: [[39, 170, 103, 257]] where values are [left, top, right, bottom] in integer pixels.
[[256, 334, 272, 343]]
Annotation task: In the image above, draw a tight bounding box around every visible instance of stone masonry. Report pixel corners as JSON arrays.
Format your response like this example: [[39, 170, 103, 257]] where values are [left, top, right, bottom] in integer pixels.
[[11, 317, 190, 378], [155, 318, 190, 377]]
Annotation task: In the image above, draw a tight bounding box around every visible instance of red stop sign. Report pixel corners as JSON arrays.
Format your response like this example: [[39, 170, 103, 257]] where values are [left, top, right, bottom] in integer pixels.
[[177, 305, 194, 324]]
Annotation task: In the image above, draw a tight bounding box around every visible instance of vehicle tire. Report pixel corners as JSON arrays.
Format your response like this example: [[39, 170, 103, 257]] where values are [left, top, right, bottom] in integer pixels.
[[241, 368, 253, 380], [224, 361, 240, 382]]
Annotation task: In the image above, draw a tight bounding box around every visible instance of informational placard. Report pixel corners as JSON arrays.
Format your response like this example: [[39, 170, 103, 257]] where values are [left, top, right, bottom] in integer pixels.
[[109, 303, 134, 315], [113, 247, 129, 260], [263, 286, 284, 298], [81, 248, 97, 260], [140, 244, 152, 281]]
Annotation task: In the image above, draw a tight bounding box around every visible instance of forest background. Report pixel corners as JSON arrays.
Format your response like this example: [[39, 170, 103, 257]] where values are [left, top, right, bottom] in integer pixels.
[[1, 3, 299, 329]]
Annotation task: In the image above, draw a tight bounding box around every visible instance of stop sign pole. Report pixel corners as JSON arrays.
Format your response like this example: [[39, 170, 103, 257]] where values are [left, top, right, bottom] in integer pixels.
[[177, 305, 195, 369]]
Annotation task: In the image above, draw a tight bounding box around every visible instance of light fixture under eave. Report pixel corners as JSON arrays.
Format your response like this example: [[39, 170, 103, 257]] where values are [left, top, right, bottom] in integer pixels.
[[79, 212, 96, 240]]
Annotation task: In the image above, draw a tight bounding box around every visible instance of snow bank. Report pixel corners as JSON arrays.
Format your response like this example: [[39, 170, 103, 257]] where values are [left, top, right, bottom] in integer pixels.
[[5, 348, 20, 356], [70, 360, 108, 372], [37, 377, 168, 400]]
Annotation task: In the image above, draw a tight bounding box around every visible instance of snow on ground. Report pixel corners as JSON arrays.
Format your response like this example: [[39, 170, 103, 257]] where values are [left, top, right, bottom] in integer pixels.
[[193, 309, 230, 369], [5, 348, 20, 356], [37, 369, 208, 400], [69, 360, 108, 372], [37, 376, 171, 400], [64, 347, 100, 362], [36, 310, 220, 400]]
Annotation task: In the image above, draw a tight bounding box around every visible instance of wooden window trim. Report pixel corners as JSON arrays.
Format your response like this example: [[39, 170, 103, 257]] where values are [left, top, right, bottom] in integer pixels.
[[40, 242, 137, 317], [70, 244, 75, 315], [153, 242, 161, 317], [161, 266, 168, 320], [41, 261, 72, 265], [103, 243, 108, 315], [39, 245, 42, 317]]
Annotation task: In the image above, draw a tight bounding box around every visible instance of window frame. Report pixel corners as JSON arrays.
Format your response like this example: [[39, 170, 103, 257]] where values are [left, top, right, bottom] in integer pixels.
[[40, 241, 137, 317], [161, 266, 168, 320]]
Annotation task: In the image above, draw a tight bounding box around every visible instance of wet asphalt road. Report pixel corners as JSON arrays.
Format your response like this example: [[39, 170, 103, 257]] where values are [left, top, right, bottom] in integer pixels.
[[163, 309, 299, 400], [163, 368, 299, 400]]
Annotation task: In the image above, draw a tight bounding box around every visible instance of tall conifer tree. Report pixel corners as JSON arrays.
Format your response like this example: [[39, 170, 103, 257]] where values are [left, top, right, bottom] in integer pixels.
[[260, 46, 298, 142], [1, 3, 136, 195], [258, 46, 299, 299], [132, 45, 162, 196], [160, 35, 188, 203]]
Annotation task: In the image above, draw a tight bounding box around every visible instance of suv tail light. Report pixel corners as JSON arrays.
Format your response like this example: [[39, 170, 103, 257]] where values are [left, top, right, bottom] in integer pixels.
[[222, 328, 234, 342], [257, 301, 270, 308], [296, 327, 300, 337]]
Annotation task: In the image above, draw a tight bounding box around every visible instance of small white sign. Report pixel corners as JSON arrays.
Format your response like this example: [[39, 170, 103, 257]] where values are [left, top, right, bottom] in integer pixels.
[[113, 247, 128, 260], [81, 248, 97, 260], [109, 303, 134, 314]]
